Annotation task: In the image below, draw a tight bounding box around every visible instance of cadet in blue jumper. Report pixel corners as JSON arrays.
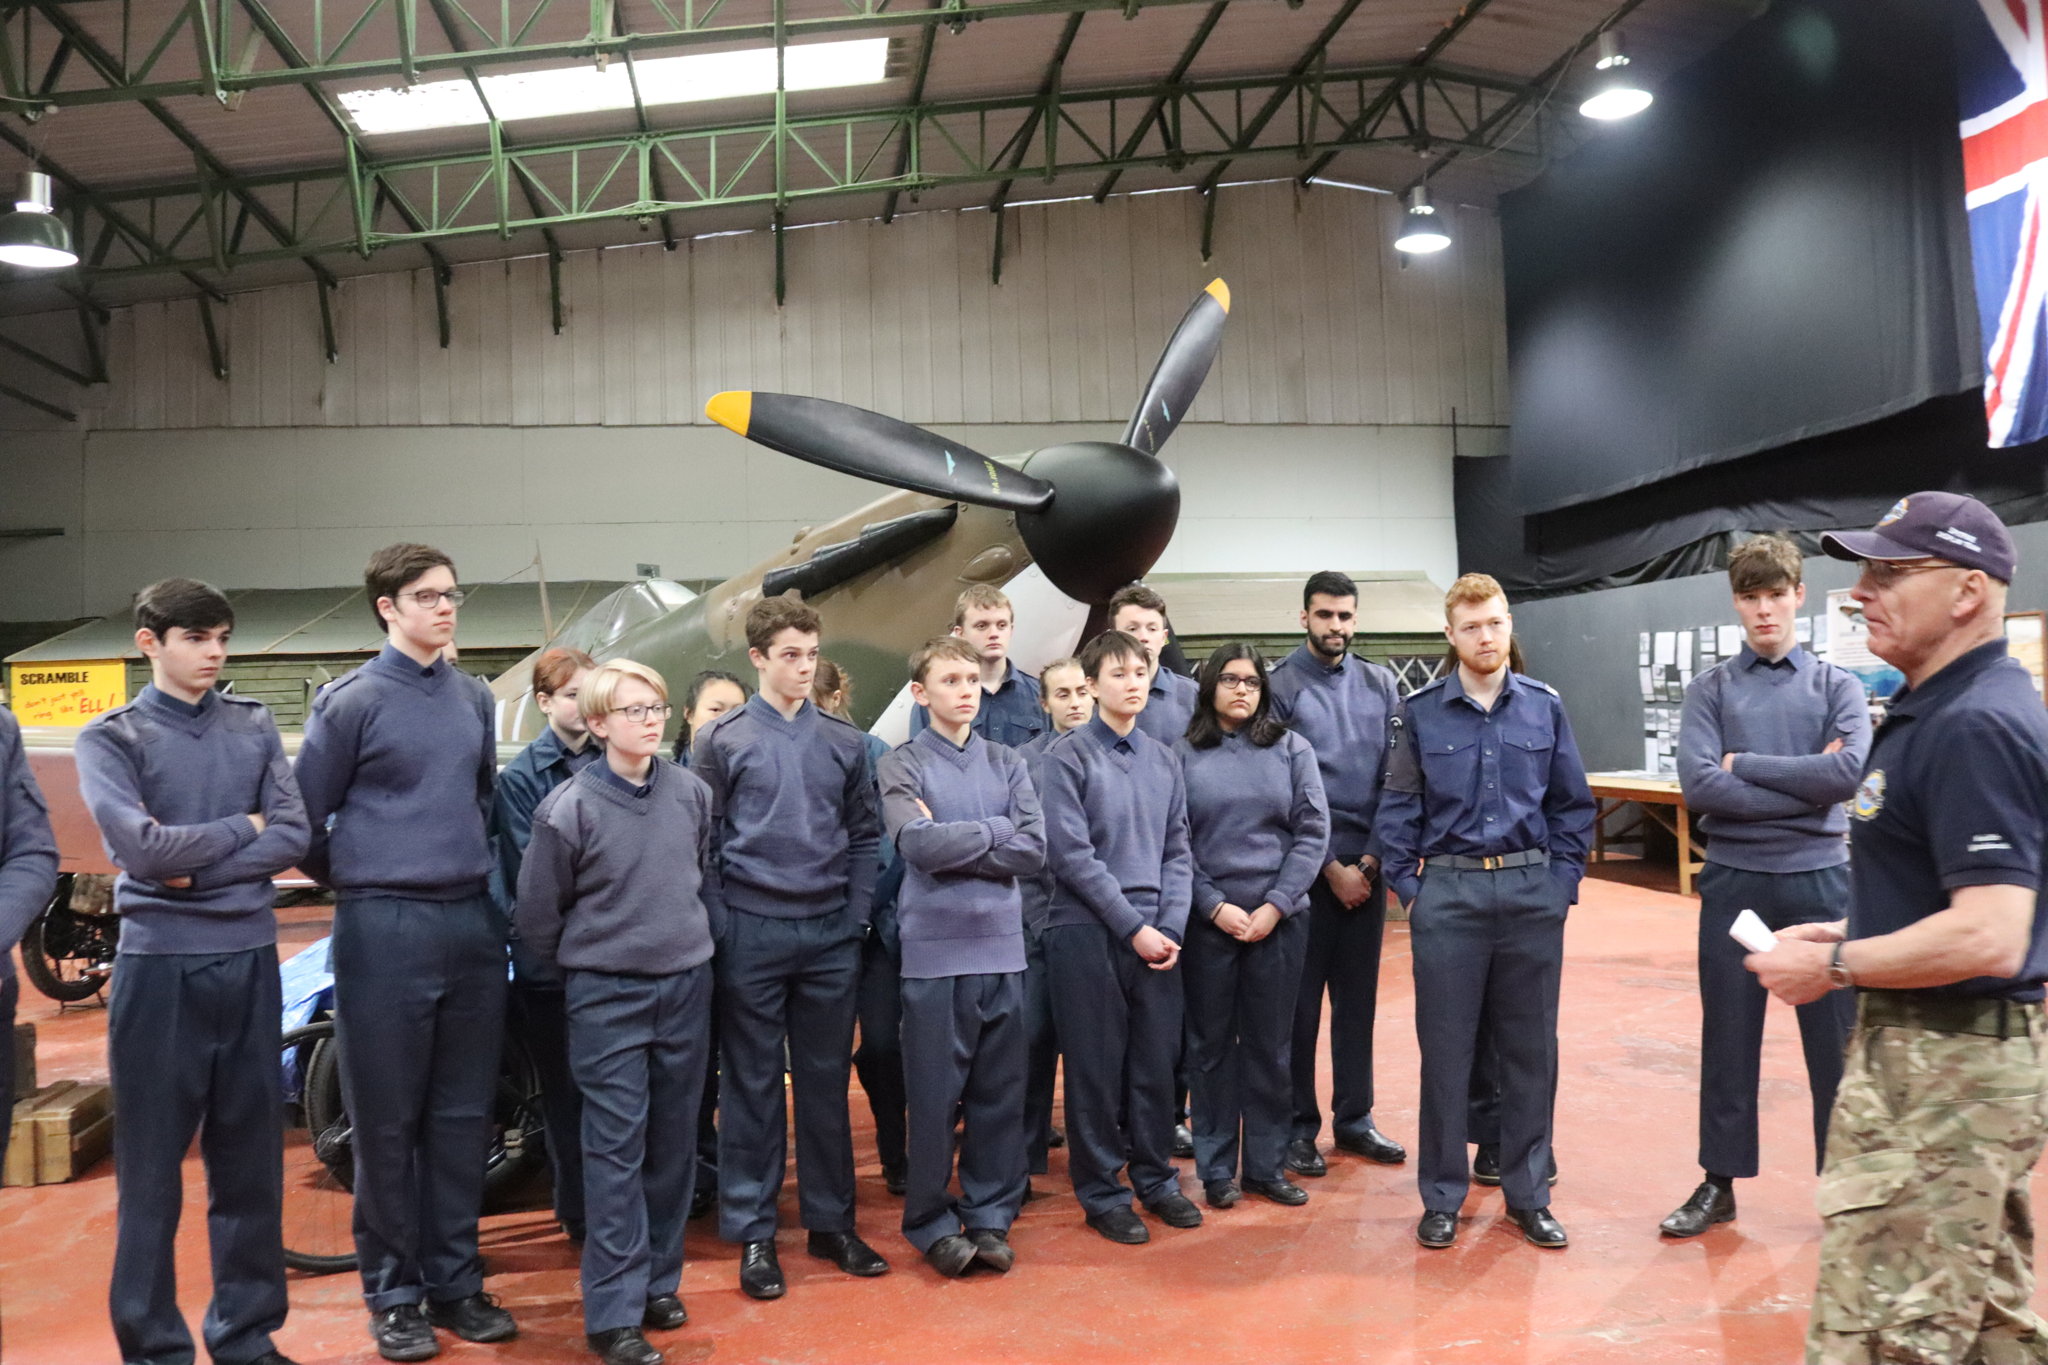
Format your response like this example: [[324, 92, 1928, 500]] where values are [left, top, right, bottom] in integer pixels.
[[75, 578, 310, 1365], [1379, 572, 1593, 1252], [0, 678, 56, 1182], [1017, 657, 1093, 1179], [493, 647, 601, 1245], [1177, 644, 1330, 1210], [1043, 629, 1200, 1244], [1111, 584, 1199, 745], [1268, 570, 1408, 1177], [881, 637, 1047, 1276], [908, 585, 1047, 747], [692, 596, 888, 1299], [295, 544, 516, 1361], [1664, 535, 1868, 1239], [516, 660, 716, 1365]]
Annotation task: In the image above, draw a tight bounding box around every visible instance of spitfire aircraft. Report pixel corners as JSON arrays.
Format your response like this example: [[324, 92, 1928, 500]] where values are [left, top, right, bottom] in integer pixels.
[[491, 279, 1231, 745]]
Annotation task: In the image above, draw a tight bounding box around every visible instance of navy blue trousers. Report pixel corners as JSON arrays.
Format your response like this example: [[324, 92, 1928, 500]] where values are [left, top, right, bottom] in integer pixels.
[[565, 965, 712, 1334], [1410, 864, 1566, 1214], [1184, 912, 1306, 1184], [107, 947, 287, 1365], [1290, 869, 1388, 1144], [510, 945, 585, 1236], [854, 923, 908, 1178], [715, 910, 861, 1243], [1022, 921, 1060, 1175], [1696, 861, 1853, 1178], [331, 893, 507, 1311], [900, 971, 1028, 1252], [1045, 922, 1182, 1217]]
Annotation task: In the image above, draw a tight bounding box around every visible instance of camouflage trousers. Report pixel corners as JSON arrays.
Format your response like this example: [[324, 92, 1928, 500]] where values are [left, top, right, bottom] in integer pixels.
[[1807, 1000, 2048, 1365]]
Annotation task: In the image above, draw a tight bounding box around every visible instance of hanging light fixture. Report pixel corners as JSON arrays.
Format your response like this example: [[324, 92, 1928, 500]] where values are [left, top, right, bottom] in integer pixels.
[[1579, 29, 1653, 120], [0, 172, 79, 269], [1394, 186, 1452, 255]]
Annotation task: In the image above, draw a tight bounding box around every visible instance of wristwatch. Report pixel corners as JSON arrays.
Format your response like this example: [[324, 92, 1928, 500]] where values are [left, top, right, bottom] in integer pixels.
[[1827, 941, 1855, 991]]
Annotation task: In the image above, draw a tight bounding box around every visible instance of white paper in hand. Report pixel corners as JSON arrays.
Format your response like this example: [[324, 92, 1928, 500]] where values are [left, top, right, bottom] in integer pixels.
[[1729, 908, 1777, 954]]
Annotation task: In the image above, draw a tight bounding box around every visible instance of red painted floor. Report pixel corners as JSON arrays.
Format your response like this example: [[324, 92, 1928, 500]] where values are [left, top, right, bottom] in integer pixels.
[[3, 874, 2042, 1365]]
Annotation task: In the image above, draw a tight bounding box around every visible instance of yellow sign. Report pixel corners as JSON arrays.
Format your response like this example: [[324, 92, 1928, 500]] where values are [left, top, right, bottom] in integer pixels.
[[9, 660, 127, 727]]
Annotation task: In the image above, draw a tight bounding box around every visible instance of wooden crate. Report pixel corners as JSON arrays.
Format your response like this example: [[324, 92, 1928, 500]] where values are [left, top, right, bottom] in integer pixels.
[[3, 1080, 113, 1186]]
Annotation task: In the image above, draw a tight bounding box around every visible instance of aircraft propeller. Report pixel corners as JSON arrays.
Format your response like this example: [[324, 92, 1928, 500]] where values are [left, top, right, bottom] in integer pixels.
[[705, 279, 1230, 605]]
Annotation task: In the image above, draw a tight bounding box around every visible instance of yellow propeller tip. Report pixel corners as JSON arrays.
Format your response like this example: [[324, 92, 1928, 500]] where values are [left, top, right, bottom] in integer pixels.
[[705, 391, 752, 435], [1204, 279, 1231, 313]]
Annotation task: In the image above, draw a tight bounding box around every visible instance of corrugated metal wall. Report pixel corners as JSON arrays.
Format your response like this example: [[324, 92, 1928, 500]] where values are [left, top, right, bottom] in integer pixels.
[[75, 182, 1503, 433]]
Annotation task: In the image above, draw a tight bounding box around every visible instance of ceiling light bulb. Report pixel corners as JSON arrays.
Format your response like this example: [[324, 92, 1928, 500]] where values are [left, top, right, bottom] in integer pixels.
[[1394, 186, 1452, 254], [0, 171, 78, 270], [1580, 30, 1653, 120]]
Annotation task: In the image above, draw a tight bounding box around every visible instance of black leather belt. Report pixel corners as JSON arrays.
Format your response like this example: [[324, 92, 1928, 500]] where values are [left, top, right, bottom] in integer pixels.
[[1429, 850, 1550, 872], [1859, 989, 2041, 1039]]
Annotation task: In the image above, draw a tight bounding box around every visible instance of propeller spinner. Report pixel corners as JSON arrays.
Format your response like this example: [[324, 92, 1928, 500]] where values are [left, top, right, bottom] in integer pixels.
[[704, 280, 1231, 605]]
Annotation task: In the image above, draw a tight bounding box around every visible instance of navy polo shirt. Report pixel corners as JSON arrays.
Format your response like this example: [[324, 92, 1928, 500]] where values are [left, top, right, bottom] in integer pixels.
[[1376, 667, 1595, 907], [1846, 639, 2048, 1002], [909, 657, 1046, 749]]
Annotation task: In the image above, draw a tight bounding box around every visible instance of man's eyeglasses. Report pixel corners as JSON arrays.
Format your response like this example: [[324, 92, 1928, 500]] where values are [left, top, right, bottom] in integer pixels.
[[1216, 676, 1263, 692], [1858, 560, 1966, 593], [401, 588, 467, 608], [611, 703, 674, 723]]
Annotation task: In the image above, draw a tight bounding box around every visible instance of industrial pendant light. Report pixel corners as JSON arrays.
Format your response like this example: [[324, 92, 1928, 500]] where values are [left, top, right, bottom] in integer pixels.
[[1394, 186, 1452, 255], [1579, 29, 1653, 120], [0, 172, 79, 270]]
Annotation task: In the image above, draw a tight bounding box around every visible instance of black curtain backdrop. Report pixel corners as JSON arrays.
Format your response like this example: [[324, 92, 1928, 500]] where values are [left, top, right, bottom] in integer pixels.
[[1500, 0, 1979, 518], [1460, 392, 2048, 600]]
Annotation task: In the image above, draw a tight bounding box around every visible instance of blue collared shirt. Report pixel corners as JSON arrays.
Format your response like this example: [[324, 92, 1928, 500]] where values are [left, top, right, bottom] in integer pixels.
[[1376, 668, 1594, 905], [1135, 667, 1199, 745], [909, 658, 1047, 749]]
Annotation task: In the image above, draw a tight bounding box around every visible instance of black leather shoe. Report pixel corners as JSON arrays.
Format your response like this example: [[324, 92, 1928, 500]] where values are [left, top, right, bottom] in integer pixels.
[[1509, 1205, 1568, 1248], [968, 1228, 1015, 1273], [588, 1327, 664, 1365], [1170, 1123, 1195, 1158], [1416, 1211, 1458, 1249], [1047, 1126, 1065, 1149], [739, 1241, 785, 1300], [1145, 1191, 1203, 1228], [1284, 1138, 1327, 1178], [806, 1230, 890, 1277], [924, 1233, 977, 1277], [1659, 1182, 1736, 1238], [1204, 1179, 1242, 1209], [369, 1305, 439, 1362], [688, 1187, 715, 1221], [1085, 1206, 1150, 1244], [642, 1294, 688, 1331], [424, 1293, 516, 1344], [882, 1164, 907, 1197], [1334, 1123, 1407, 1165], [1472, 1144, 1501, 1185], [1242, 1177, 1310, 1207]]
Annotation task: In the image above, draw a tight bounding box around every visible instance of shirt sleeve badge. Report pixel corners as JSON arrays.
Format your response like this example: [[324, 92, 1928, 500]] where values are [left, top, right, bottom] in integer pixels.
[[1851, 769, 1886, 821]]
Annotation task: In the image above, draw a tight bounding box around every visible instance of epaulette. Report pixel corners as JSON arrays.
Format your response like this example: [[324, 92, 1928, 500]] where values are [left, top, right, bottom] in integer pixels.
[[313, 668, 366, 704], [816, 708, 861, 734], [1522, 676, 1561, 697], [1408, 674, 1450, 697], [219, 690, 265, 707]]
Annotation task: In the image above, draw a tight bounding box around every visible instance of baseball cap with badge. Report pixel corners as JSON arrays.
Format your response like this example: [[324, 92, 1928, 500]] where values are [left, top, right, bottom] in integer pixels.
[[1820, 490, 2018, 583]]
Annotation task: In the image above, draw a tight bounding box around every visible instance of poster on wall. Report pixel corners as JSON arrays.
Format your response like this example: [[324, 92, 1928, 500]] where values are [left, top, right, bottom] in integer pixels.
[[8, 660, 127, 727], [1824, 590, 1905, 700], [2004, 612, 2047, 705]]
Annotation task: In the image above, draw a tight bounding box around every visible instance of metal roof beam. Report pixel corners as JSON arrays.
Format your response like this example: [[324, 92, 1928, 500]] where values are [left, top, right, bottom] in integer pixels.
[[19, 0, 1233, 108], [1090, 0, 1227, 203], [1195, 0, 1366, 195], [1298, 0, 1498, 184]]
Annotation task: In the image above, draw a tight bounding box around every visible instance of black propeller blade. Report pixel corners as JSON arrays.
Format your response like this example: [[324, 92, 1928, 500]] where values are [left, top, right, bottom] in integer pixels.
[[704, 391, 1054, 514], [1121, 278, 1230, 457]]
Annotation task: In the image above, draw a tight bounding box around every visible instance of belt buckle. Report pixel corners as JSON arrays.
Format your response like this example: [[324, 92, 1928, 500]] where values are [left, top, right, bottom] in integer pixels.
[[1481, 855, 1504, 871]]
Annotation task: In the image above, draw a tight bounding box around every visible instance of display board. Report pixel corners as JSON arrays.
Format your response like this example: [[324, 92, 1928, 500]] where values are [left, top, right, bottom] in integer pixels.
[[7, 661, 126, 727]]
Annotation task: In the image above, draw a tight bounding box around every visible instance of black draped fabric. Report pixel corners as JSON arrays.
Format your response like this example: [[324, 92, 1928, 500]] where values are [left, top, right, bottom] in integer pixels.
[[1501, 0, 1979, 517], [1460, 393, 2048, 601]]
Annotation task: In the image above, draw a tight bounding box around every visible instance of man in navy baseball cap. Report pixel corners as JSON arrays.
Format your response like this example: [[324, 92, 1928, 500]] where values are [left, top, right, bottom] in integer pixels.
[[1819, 491, 2018, 582]]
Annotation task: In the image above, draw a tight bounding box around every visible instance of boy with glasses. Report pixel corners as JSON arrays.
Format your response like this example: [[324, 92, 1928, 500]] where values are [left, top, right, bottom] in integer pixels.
[[296, 544, 513, 1361], [517, 660, 716, 1365]]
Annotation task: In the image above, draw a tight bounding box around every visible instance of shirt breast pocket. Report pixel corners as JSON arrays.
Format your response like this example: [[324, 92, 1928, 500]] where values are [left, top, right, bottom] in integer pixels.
[[1418, 736, 1477, 787], [1502, 724, 1555, 788]]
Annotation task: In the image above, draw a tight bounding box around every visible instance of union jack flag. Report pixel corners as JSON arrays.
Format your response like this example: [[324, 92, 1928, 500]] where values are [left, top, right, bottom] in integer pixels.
[[1962, 0, 2048, 446]]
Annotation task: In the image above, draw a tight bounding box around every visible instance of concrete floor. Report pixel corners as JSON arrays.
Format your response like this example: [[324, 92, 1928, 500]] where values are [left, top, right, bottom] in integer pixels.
[[3, 871, 2042, 1365]]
